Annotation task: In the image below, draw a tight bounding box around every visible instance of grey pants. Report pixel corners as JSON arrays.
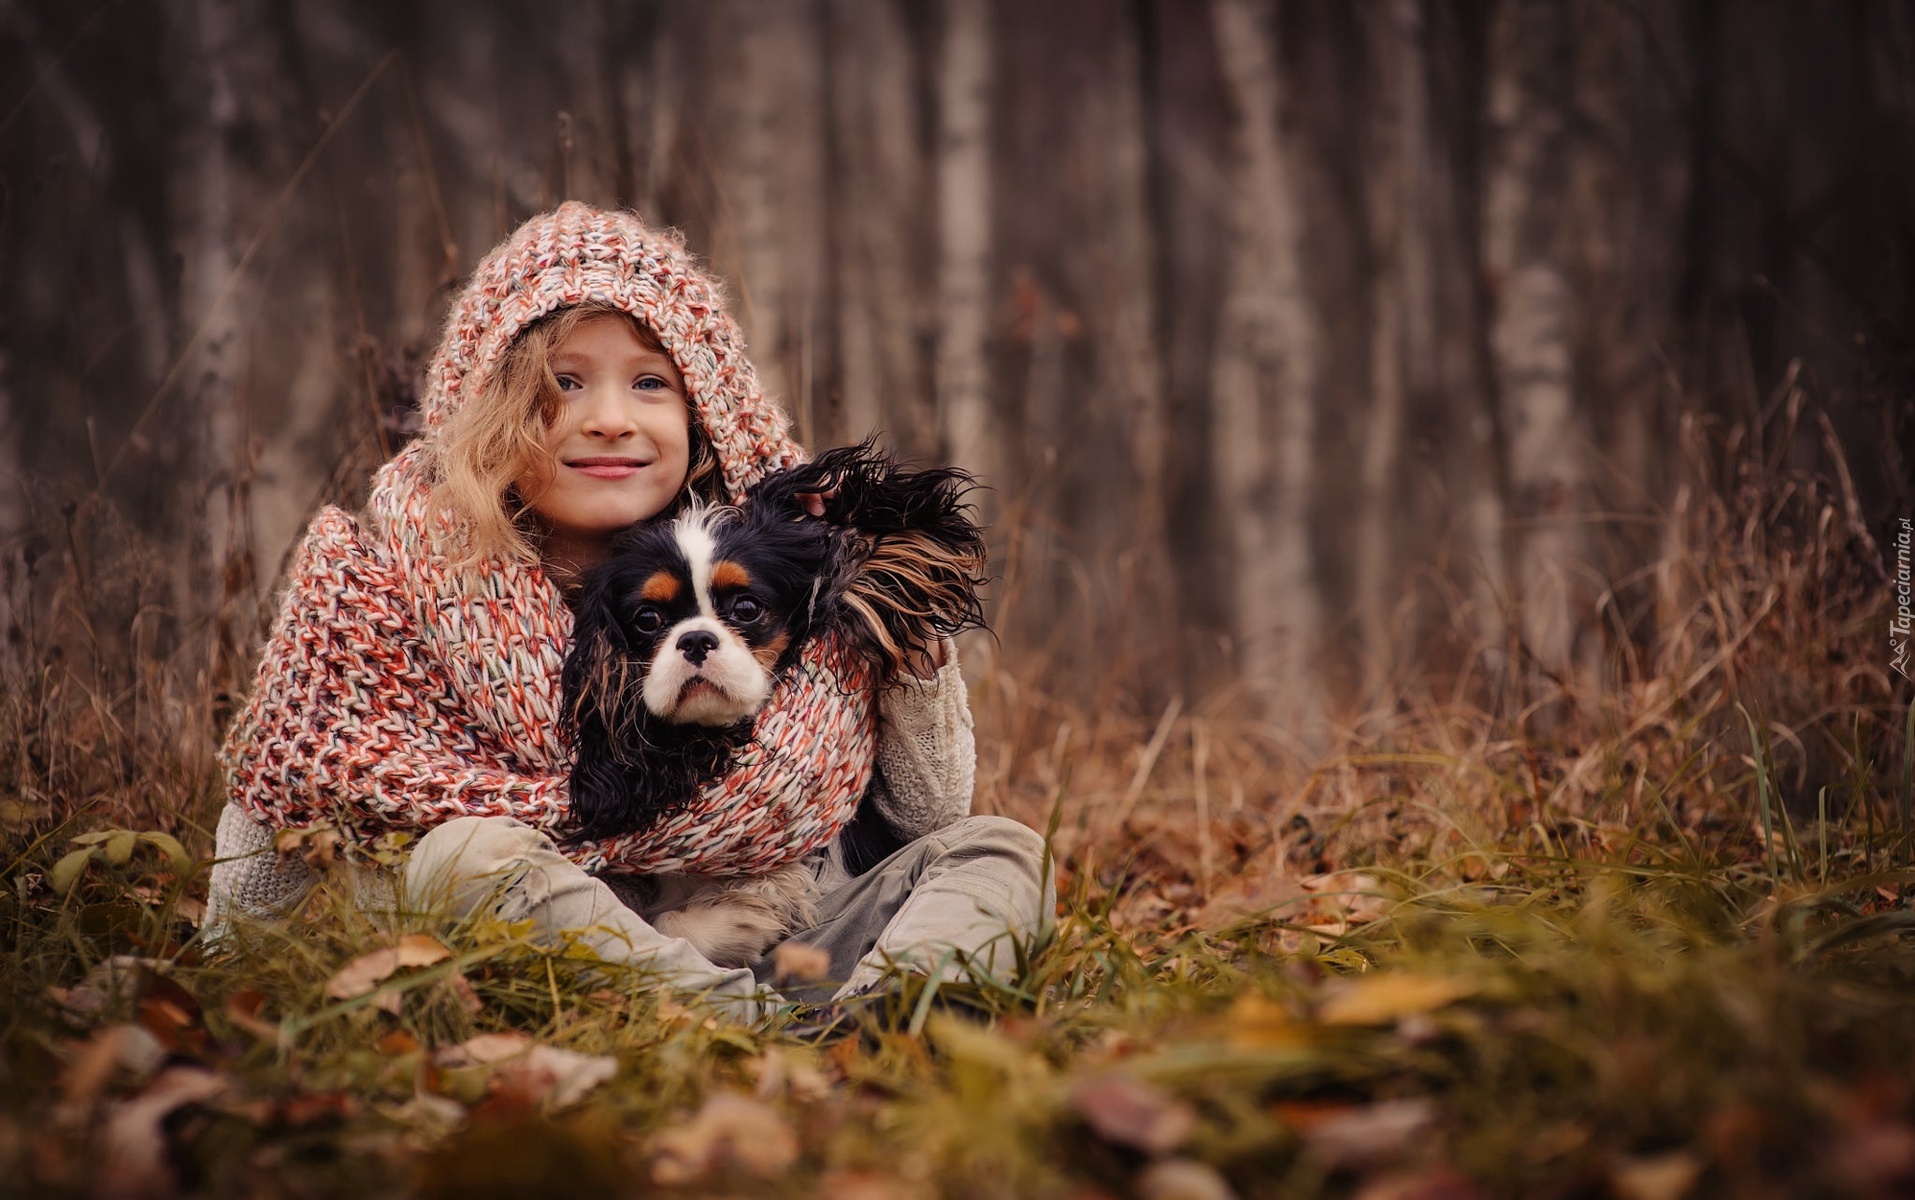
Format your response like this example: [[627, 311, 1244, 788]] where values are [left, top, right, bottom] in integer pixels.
[[405, 814, 1053, 1020]]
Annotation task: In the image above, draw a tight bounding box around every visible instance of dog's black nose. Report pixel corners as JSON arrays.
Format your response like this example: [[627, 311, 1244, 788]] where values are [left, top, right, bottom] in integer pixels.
[[676, 629, 720, 665]]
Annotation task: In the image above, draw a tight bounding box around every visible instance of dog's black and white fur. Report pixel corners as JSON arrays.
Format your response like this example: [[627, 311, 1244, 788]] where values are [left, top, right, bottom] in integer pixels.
[[562, 442, 987, 966]]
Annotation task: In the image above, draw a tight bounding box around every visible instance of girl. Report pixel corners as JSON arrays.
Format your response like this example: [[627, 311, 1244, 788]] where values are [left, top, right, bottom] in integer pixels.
[[209, 202, 1049, 1017]]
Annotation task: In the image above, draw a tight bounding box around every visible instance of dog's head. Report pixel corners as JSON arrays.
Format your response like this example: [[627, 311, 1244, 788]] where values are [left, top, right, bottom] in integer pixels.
[[562, 441, 988, 843], [569, 504, 833, 730]]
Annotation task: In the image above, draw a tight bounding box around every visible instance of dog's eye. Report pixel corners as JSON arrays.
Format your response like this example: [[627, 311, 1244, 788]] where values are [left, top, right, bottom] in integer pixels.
[[632, 606, 664, 634], [729, 596, 763, 623]]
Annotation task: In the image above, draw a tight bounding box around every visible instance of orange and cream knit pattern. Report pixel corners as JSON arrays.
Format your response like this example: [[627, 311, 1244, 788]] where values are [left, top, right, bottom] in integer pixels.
[[220, 202, 877, 877]]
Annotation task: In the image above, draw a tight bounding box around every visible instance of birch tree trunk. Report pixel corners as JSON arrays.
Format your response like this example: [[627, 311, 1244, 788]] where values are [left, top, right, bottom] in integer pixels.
[[1210, 0, 1324, 726], [935, 0, 999, 506], [1483, 0, 1590, 685]]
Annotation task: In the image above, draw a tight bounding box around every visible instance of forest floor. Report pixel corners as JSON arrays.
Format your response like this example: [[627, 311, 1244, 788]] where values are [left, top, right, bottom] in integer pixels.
[[2, 449, 1911, 1199]]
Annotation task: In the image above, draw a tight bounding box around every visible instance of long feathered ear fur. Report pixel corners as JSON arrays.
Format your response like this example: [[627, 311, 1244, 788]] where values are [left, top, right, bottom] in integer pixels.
[[749, 439, 989, 682], [561, 566, 752, 844]]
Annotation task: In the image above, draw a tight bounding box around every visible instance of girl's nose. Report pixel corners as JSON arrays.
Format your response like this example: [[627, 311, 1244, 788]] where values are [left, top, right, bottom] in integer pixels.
[[578, 385, 637, 438]]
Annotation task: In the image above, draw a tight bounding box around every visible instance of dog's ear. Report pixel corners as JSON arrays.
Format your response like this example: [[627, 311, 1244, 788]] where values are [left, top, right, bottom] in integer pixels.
[[561, 573, 649, 841], [810, 446, 990, 680]]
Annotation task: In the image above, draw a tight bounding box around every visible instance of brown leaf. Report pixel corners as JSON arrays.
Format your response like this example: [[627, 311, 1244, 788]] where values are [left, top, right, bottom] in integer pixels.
[[1194, 874, 1309, 929], [49, 956, 168, 1026], [1317, 975, 1479, 1026], [222, 989, 281, 1043], [650, 1092, 800, 1185], [1609, 1151, 1704, 1200], [1299, 1098, 1437, 1169], [1071, 1074, 1197, 1155], [56, 1024, 165, 1122], [375, 1029, 421, 1056], [94, 1066, 227, 1199], [323, 934, 453, 1002], [1135, 1158, 1238, 1200], [1352, 1167, 1486, 1200], [433, 1034, 617, 1112]]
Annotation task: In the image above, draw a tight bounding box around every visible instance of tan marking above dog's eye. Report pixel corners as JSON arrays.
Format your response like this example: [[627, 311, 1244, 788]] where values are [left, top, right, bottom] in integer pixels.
[[639, 571, 681, 602], [711, 561, 752, 591]]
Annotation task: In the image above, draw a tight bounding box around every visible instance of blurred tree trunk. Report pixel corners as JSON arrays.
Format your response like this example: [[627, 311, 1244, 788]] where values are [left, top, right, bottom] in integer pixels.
[[826, 0, 931, 454], [167, 0, 270, 659], [705, 0, 827, 437], [935, 0, 999, 507], [1355, 0, 1433, 698], [1099, 0, 1174, 643], [1210, 0, 1324, 726], [1483, 0, 1589, 686]]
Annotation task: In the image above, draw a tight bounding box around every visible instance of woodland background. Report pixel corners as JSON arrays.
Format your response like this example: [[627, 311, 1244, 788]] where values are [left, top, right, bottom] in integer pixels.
[[1, 0, 1911, 722]]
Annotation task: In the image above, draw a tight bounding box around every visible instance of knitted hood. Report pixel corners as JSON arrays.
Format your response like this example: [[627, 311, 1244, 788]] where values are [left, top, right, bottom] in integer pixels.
[[420, 200, 799, 498], [223, 204, 875, 877]]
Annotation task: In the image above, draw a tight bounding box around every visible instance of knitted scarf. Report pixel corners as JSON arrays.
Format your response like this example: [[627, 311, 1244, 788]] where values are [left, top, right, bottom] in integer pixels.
[[221, 203, 876, 875]]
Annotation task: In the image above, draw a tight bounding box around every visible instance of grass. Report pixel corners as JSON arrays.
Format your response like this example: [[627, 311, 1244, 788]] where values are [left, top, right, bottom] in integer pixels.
[[0, 416, 1910, 1198]]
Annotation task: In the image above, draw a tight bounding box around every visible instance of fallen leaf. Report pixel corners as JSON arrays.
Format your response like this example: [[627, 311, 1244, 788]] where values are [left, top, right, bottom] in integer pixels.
[[1300, 872, 1393, 930], [94, 1066, 227, 1199], [1317, 975, 1479, 1026], [375, 1029, 422, 1055], [223, 989, 281, 1043], [434, 1032, 531, 1066], [1136, 1157, 1237, 1200], [1072, 1074, 1197, 1155], [1224, 993, 1309, 1049], [650, 1092, 799, 1185], [815, 1169, 915, 1200], [1831, 1122, 1915, 1192], [323, 934, 453, 1002], [749, 1048, 834, 1103], [56, 1024, 165, 1122], [772, 940, 832, 986], [1194, 874, 1309, 929], [1352, 1167, 1486, 1200], [433, 1034, 617, 1111], [48, 955, 168, 1025], [1610, 1151, 1704, 1200], [1299, 1098, 1437, 1169]]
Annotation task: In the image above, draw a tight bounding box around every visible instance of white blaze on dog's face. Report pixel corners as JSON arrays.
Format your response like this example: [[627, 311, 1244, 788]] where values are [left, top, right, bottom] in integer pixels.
[[632, 508, 794, 726]]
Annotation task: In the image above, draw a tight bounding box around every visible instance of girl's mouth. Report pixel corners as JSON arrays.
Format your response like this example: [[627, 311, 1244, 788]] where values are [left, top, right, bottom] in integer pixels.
[[566, 457, 649, 480]]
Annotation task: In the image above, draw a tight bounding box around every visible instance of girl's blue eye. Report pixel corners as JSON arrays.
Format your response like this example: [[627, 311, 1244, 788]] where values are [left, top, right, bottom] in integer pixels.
[[636, 375, 668, 391], [555, 375, 581, 391]]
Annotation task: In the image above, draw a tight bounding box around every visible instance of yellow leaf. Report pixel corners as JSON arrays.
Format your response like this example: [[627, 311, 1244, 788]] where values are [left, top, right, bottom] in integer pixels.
[[1225, 993, 1310, 1048], [102, 831, 139, 866], [139, 833, 192, 875], [1317, 974, 1478, 1026], [50, 848, 96, 895]]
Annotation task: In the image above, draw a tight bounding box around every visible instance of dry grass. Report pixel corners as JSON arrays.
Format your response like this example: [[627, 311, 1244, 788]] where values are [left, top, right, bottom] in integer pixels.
[[0, 411, 1911, 1199]]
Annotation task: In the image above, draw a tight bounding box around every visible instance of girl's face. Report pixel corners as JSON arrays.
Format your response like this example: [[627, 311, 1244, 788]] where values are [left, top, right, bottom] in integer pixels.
[[516, 314, 691, 568]]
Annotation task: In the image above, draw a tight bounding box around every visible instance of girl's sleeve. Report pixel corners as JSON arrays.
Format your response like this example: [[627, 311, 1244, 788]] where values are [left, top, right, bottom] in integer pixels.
[[866, 640, 976, 839], [221, 508, 570, 841]]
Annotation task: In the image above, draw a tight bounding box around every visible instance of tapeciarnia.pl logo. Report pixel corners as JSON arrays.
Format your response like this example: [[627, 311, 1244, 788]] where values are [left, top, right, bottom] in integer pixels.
[[1893, 516, 1912, 680]]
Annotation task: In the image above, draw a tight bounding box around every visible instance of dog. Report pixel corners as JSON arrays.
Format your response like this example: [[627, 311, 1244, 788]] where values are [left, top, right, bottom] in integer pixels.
[[561, 442, 987, 966]]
